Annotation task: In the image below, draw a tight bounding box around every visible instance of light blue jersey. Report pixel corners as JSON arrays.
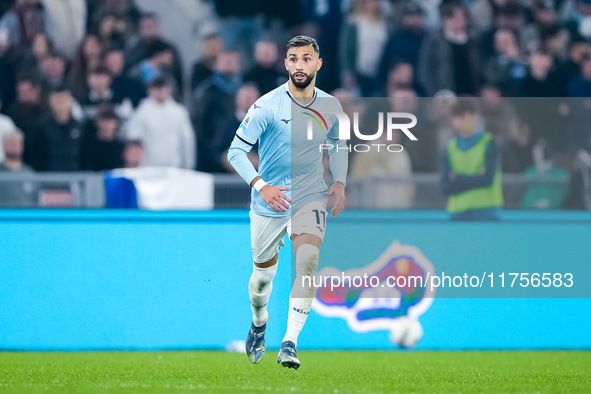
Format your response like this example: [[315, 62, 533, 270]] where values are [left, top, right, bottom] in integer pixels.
[[228, 83, 348, 218]]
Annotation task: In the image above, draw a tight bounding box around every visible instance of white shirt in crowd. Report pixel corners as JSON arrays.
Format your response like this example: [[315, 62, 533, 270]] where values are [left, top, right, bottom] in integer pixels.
[[126, 98, 196, 170], [0, 114, 16, 163], [355, 17, 388, 77]]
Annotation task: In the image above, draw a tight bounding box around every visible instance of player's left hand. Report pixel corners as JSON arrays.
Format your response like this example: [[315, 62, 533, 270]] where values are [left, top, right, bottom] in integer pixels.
[[327, 182, 345, 218]]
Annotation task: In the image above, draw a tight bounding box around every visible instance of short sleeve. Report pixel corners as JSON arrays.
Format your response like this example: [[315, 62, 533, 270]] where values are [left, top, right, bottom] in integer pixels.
[[235, 101, 269, 146]]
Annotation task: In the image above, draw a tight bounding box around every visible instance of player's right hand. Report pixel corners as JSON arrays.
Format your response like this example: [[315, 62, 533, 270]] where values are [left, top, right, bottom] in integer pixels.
[[260, 185, 292, 212]]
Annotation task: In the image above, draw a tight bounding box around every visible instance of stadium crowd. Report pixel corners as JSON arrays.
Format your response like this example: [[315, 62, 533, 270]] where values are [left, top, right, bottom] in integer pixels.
[[0, 0, 590, 208]]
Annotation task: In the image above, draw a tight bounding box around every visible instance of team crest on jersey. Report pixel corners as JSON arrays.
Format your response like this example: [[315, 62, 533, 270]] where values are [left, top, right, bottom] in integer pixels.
[[312, 240, 435, 345], [239, 116, 251, 132]]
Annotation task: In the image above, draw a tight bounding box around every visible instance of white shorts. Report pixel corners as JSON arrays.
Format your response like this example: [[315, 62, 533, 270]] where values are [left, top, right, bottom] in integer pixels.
[[249, 201, 327, 263]]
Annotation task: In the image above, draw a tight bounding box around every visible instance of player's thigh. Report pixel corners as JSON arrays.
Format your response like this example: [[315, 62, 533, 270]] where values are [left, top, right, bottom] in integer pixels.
[[288, 201, 327, 251], [249, 210, 289, 264]]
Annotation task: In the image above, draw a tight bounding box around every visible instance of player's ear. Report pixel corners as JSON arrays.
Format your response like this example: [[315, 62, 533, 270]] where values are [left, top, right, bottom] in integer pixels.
[[317, 57, 323, 71], [284, 58, 288, 71]]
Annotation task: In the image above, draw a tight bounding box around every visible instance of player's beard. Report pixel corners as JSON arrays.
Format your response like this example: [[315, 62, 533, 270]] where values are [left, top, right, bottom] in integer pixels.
[[289, 71, 315, 89]]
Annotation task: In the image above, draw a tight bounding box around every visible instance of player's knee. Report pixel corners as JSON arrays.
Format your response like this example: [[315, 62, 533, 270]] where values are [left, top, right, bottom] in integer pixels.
[[250, 263, 277, 290], [295, 244, 319, 278]]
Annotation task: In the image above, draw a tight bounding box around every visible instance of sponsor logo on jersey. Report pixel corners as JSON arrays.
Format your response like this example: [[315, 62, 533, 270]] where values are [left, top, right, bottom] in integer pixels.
[[239, 116, 251, 132]]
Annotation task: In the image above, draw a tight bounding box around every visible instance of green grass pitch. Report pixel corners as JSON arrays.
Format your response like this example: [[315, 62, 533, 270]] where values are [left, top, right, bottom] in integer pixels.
[[0, 351, 589, 393]]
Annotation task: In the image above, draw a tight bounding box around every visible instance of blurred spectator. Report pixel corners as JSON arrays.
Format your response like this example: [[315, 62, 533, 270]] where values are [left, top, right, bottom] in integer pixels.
[[340, 0, 389, 96], [479, 3, 524, 63], [483, 28, 527, 96], [244, 39, 286, 95], [41, 0, 86, 58], [125, 13, 183, 96], [521, 0, 560, 55], [81, 105, 124, 171], [67, 35, 101, 99], [566, 54, 591, 152], [379, 2, 426, 87], [128, 38, 180, 101], [562, 0, 591, 40], [94, 11, 127, 49], [469, 0, 508, 33], [520, 141, 569, 209], [37, 86, 83, 171], [0, 129, 31, 172], [0, 129, 37, 207], [103, 46, 145, 108], [87, 0, 140, 38], [540, 24, 569, 61], [213, 0, 263, 56], [430, 90, 457, 155], [192, 50, 241, 172], [6, 72, 48, 170], [217, 83, 260, 173], [440, 98, 503, 220], [40, 50, 67, 93], [123, 139, 142, 168], [479, 85, 522, 164], [418, 1, 482, 96], [126, 77, 195, 169], [0, 30, 16, 110], [16, 32, 51, 71], [566, 51, 591, 95], [0, 88, 16, 162], [519, 49, 561, 96], [394, 86, 437, 172], [375, 61, 426, 97], [350, 125, 415, 209], [0, 0, 50, 48], [300, 0, 342, 91], [79, 65, 133, 122], [515, 51, 563, 166], [191, 33, 223, 91], [555, 35, 590, 96]]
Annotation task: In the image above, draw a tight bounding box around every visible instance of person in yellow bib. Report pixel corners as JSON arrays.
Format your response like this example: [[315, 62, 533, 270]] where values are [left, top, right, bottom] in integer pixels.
[[440, 98, 503, 220]]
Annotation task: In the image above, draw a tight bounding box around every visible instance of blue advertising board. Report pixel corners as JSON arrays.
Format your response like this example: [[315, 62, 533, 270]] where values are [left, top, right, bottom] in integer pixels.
[[0, 210, 589, 350]]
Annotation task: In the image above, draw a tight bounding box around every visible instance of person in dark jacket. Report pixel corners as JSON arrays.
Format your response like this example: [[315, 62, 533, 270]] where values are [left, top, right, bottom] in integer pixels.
[[81, 105, 124, 171], [6, 72, 49, 170], [124, 12, 183, 97], [192, 50, 241, 172], [191, 33, 223, 91], [103, 46, 146, 108], [379, 2, 427, 87], [566, 54, 591, 153], [418, 0, 482, 96], [243, 40, 286, 95], [37, 86, 83, 171]]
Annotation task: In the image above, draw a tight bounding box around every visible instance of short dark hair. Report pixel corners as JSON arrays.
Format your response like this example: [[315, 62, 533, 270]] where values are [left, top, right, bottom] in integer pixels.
[[451, 97, 479, 117], [440, 0, 465, 19], [286, 35, 319, 55], [102, 43, 125, 56], [147, 39, 171, 58], [16, 71, 41, 87], [141, 12, 158, 21], [88, 65, 111, 76], [148, 76, 169, 89], [125, 139, 143, 148], [203, 32, 220, 42], [49, 84, 71, 96], [96, 104, 120, 121]]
